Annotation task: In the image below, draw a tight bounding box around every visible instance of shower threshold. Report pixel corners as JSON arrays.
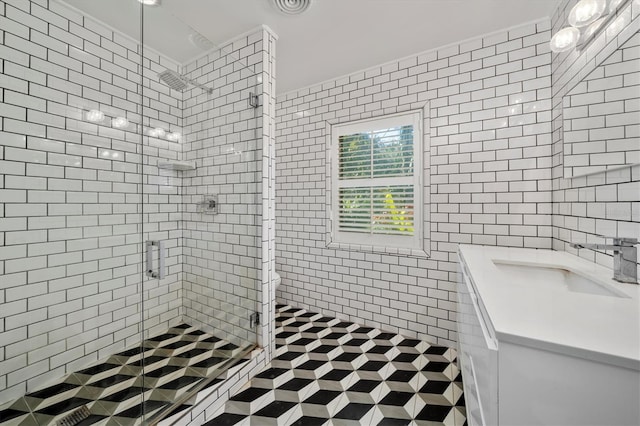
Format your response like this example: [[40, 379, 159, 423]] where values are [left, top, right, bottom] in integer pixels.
[[0, 324, 255, 426]]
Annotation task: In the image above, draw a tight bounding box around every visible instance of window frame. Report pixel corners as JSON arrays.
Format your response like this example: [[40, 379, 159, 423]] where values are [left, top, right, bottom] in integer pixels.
[[330, 111, 423, 251]]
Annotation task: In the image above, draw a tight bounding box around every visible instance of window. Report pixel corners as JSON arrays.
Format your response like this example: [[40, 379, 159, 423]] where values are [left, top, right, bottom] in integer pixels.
[[330, 111, 422, 251]]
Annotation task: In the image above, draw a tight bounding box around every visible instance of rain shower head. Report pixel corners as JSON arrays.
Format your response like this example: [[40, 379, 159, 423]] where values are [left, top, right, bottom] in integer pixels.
[[157, 69, 212, 94], [158, 70, 189, 91]]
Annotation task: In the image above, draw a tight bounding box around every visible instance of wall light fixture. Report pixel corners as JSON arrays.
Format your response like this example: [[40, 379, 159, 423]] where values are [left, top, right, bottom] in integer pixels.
[[550, 0, 630, 52]]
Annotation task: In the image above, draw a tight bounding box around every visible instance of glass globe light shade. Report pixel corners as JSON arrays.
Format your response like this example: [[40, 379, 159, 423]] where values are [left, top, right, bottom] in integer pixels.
[[568, 0, 606, 27], [550, 27, 581, 52]]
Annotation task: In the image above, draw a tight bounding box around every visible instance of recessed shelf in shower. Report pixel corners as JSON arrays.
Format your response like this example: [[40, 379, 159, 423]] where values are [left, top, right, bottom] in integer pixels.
[[157, 160, 197, 171]]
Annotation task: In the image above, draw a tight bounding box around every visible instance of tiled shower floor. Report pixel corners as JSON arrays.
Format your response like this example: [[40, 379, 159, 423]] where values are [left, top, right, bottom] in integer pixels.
[[206, 305, 466, 426], [0, 324, 250, 426]]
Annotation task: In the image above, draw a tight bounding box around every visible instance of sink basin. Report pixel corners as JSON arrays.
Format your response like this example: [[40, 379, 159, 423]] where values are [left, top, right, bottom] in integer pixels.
[[493, 260, 630, 298]]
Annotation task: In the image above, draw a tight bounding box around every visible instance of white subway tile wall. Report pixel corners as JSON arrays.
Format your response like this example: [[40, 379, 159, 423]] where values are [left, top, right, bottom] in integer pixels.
[[180, 28, 270, 347], [0, 0, 189, 402], [0, 0, 276, 416], [551, 0, 640, 277], [562, 29, 640, 176], [0, 0, 274, 419], [0, 0, 187, 404], [276, 19, 554, 346], [1, 0, 636, 420], [175, 27, 278, 423], [261, 29, 278, 362]]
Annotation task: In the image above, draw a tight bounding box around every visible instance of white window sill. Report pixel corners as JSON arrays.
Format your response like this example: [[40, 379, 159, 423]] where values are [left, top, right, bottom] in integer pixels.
[[327, 242, 430, 258]]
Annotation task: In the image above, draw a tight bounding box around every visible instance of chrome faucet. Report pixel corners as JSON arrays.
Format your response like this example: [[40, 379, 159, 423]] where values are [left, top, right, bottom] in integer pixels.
[[570, 237, 638, 284]]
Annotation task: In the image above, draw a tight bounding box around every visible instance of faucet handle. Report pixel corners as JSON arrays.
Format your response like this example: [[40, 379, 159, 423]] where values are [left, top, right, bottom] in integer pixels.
[[595, 235, 639, 246], [612, 237, 638, 246]]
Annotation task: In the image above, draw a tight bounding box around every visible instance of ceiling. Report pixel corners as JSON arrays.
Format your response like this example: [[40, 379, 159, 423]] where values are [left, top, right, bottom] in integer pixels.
[[60, 0, 558, 94]]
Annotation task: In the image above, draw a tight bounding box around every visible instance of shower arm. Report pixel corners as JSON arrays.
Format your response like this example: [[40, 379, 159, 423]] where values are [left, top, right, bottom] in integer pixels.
[[183, 76, 213, 94]]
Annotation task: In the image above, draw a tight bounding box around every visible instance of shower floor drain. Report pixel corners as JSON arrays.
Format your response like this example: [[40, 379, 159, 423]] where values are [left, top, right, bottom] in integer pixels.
[[57, 405, 90, 426]]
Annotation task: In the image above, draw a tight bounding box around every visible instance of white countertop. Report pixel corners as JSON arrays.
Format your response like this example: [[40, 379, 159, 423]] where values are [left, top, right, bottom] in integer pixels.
[[458, 244, 640, 371]]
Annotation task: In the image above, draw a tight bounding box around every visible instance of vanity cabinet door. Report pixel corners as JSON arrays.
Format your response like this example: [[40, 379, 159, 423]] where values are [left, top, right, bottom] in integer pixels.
[[457, 260, 499, 426]]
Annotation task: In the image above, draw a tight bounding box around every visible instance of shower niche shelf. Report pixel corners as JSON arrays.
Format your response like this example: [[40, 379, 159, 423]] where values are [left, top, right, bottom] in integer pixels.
[[157, 160, 196, 171]]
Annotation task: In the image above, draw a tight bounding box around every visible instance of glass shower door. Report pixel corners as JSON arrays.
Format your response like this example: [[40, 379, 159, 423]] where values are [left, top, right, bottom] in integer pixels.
[[0, 0, 147, 423], [0, 0, 264, 424], [137, 2, 263, 422]]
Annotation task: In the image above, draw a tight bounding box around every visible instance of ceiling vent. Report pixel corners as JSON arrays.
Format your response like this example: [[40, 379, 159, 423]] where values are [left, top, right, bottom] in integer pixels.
[[272, 0, 312, 15]]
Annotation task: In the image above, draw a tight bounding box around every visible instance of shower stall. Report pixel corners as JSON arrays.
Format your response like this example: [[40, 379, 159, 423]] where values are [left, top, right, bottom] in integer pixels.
[[0, 0, 276, 424]]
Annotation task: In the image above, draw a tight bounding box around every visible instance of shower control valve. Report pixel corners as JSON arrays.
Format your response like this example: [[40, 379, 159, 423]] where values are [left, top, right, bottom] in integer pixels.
[[197, 194, 218, 215]]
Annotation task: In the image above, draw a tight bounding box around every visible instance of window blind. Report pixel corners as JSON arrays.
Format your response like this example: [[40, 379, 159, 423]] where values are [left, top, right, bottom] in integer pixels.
[[336, 125, 415, 237]]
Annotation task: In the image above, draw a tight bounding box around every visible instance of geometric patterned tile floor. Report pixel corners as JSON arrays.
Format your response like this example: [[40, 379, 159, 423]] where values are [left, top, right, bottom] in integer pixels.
[[0, 324, 250, 426], [206, 305, 466, 426]]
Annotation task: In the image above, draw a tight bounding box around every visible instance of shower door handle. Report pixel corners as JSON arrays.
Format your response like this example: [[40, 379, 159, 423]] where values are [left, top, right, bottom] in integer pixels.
[[146, 240, 165, 279]]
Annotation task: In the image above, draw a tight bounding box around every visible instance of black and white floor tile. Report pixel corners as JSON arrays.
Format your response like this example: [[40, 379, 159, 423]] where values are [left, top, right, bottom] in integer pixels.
[[206, 305, 466, 426], [0, 324, 249, 426]]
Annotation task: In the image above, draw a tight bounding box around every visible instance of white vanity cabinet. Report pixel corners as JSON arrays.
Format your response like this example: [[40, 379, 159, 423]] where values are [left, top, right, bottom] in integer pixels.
[[457, 245, 640, 426], [457, 260, 498, 426]]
